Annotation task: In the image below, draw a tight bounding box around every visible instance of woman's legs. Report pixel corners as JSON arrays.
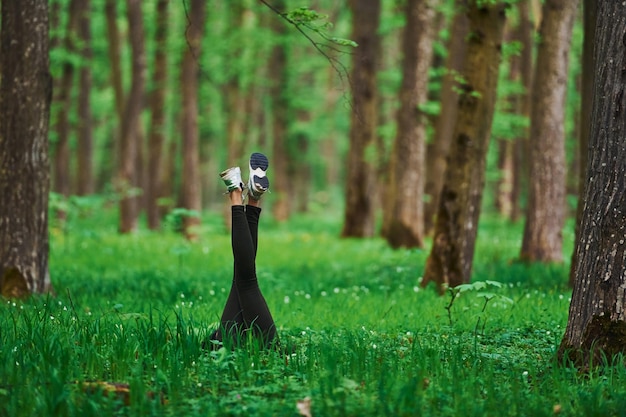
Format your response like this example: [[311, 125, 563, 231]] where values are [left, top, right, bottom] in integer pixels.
[[210, 184, 276, 348], [231, 201, 276, 345]]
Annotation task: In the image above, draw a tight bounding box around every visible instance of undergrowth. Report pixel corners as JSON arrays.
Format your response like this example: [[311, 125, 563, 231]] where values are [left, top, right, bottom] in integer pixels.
[[1, 208, 623, 416]]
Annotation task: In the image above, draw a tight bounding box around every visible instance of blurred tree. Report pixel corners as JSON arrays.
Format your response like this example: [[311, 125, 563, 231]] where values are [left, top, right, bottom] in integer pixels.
[[520, 0, 579, 262], [52, 0, 79, 215], [269, 0, 292, 222], [342, 0, 381, 238], [0, 0, 53, 296], [558, 0, 626, 367], [146, 0, 169, 230], [382, 0, 435, 248], [421, 1, 507, 292], [76, 0, 94, 195], [180, 0, 206, 239], [569, 0, 596, 287], [424, 0, 468, 234], [495, 0, 533, 221], [118, 0, 146, 233]]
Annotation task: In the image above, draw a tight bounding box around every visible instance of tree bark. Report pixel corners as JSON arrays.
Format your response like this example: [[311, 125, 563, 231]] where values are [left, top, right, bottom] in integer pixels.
[[342, 0, 382, 238], [569, 0, 596, 287], [180, 0, 206, 239], [0, 0, 53, 296], [382, 0, 435, 248], [520, 0, 579, 262], [118, 0, 146, 234], [424, 1, 469, 234], [146, 0, 169, 230], [52, 0, 79, 208], [76, 0, 93, 195], [269, 0, 291, 222], [421, 2, 507, 292], [558, 1, 626, 367]]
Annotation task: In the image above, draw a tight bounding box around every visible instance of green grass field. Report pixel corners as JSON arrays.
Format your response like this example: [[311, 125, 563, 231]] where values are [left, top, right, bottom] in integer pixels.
[[1, 207, 625, 416]]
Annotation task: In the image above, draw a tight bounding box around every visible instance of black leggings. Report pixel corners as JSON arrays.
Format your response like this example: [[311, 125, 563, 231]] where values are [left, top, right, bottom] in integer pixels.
[[210, 205, 276, 347]]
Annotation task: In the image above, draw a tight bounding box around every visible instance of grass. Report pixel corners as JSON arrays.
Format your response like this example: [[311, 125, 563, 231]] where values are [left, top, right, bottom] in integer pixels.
[[1, 206, 625, 416]]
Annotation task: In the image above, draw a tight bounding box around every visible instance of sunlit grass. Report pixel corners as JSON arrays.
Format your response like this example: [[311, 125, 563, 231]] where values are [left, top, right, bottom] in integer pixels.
[[1, 208, 623, 416]]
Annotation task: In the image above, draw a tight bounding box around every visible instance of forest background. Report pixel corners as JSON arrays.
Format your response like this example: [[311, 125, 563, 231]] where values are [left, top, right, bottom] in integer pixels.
[[47, 0, 582, 249]]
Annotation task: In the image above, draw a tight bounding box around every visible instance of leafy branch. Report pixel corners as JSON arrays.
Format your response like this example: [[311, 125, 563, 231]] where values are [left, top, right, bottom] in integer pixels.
[[258, 1, 356, 83]]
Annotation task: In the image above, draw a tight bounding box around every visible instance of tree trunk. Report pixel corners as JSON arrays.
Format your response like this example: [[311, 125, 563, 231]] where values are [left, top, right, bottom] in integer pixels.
[[342, 0, 381, 238], [382, 0, 435, 248], [421, 2, 507, 292], [520, 0, 579, 262], [76, 0, 93, 195], [269, 0, 291, 222], [118, 0, 146, 234], [0, 0, 53, 296], [558, 1, 626, 367], [52, 0, 79, 210], [180, 0, 205, 239], [511, 0, 534, 222], [146, 0, 169, 230], [424, 1, 469, 234], [105, 0, 125, 123], [569, 0, 596, 287]]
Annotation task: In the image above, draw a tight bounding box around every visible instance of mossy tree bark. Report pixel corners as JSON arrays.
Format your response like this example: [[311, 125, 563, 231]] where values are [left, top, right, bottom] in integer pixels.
[[0, 0, 53, 296], [520, 0, 579, 262], [558, 1, 626, 368], [342, 0, 381, 238], [421, 2, 506, 292], [382, 0, 435, 248]]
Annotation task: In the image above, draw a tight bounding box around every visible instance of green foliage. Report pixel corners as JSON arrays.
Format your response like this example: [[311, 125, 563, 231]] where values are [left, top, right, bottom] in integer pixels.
[[2, 208, 624, 416]]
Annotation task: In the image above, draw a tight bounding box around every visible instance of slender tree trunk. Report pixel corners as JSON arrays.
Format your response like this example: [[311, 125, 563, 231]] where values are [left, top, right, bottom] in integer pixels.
[[421, 2, 507, 292], [269, 2, 292, 222], [382, 0, 435, 248], [569, 0, 596, 287], [146, 0, 168, 230], [76, 0, 93, 195], [342, 0, 381, 238], [52, 0, 79, 211], [511, 0, 533, 222], [118, 0, 146, 234], [180, 0, 206, 239], [558, 1, 626, 367], [520, 0, 579, 262], [424, 1, 469, 234], [105, 0, 125, 123], [0, 0, 52, 296]]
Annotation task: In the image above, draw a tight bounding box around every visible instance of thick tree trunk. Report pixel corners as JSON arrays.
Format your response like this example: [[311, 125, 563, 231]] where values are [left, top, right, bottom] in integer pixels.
[[146, 0, 168, 230], [0, 0, 52, 296], [569, 0, 596, 287], [421, 2, 506, 292], [424, 1, 469, 234], [382, 0, 435, 248], [180, 0, 205, 239], [558, 1, 626, 367], [76, 0, 93, 195], [342, 0, 381, 238], [520, 0, 579, 262], [118, 0, 146, 234]]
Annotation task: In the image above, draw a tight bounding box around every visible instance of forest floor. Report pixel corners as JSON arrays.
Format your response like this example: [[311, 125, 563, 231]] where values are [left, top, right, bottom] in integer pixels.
[[1, 206, 624, 416]]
